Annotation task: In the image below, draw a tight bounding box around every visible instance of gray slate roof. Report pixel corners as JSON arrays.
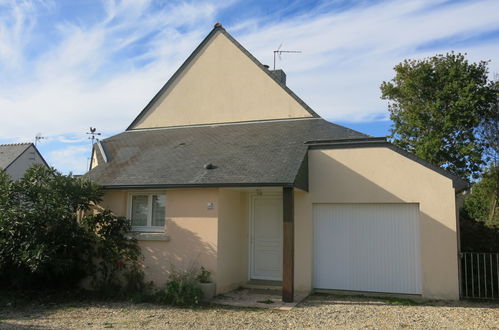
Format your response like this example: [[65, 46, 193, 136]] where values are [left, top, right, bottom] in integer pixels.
[[86, 118, 369, 189], [0, 143, 31, 170]]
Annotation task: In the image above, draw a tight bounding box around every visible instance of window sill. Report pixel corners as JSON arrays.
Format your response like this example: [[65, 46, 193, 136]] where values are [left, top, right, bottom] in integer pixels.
[[126, 232, 170, 241]]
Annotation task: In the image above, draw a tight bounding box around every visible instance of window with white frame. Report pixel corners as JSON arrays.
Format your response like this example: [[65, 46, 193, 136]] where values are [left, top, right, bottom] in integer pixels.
[[128, 193, 166, 232]]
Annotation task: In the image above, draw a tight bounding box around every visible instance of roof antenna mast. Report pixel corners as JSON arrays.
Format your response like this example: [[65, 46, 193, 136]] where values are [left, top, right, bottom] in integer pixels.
[[86, 127, 101, 171], [273, 43, 301, 70], [34, 133, 47, 146], [86, 127, 101, 145]]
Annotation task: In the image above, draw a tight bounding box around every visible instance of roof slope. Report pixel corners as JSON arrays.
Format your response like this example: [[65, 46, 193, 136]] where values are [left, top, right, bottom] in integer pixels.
[[86, 118, 368, 189], [0, 143, 31, 170]]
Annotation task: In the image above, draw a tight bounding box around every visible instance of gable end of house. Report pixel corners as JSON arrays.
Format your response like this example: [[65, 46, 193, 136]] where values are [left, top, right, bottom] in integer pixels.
[[126, 24, 319, 131]]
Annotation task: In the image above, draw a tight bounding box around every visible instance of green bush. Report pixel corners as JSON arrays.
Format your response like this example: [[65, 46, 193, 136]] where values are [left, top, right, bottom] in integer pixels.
[[157, 267, 202, 306], [460, 214, 499, 252], [81, 210, 145, 296], [0, 165, 144, 294], [0, 166, 100, 288], [197, 266, 211, 283]]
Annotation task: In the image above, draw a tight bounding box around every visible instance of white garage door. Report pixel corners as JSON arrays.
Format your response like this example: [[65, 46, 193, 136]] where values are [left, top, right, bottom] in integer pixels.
[[314, 204, 422, 294]]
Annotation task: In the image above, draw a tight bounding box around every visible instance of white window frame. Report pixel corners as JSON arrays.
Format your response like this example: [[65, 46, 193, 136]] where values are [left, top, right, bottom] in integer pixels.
[[127, 192, 166, 233]]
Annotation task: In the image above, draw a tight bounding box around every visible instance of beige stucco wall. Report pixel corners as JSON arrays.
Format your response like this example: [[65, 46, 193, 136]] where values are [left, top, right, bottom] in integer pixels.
[[90, 147, 100, 170], [216, 189, 312, 295], [98, 147, 458, 300], [217, 189, 249, 293], [132, 31, 312, 129], [100, 188, 218, 287], [306, 147, 459, 299]]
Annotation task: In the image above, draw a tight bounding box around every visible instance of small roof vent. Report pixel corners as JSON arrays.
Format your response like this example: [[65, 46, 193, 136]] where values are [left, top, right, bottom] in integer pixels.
[[204, 163, 217, 170]]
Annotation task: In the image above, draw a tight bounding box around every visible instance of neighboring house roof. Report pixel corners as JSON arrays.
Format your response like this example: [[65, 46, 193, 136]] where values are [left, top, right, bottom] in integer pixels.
[[86, 118, 369, 190], [0, 143, 32, 170]]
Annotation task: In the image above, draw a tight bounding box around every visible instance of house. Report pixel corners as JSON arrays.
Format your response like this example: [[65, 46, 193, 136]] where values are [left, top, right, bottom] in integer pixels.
[[0, 143, 49, 180], [86, 23, 468, 301]]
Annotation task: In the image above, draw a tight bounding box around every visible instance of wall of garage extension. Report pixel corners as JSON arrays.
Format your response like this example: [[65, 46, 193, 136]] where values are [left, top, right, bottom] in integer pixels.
[[303, 147, 459, 300]]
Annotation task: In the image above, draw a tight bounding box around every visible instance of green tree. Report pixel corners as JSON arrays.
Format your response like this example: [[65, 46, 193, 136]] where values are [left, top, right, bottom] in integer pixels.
[[481, 79, 499, 167], [462, 166, 499, 228], [380, 52, 497, 179]]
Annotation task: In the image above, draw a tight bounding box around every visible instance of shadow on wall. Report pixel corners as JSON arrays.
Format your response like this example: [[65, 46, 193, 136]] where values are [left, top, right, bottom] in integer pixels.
[[138, 220, 217, 286], [310, 153, 459, 299]]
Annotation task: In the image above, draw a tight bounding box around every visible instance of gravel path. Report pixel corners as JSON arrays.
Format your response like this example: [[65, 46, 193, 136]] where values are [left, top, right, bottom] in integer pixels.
[[0, 294, 498, 329]]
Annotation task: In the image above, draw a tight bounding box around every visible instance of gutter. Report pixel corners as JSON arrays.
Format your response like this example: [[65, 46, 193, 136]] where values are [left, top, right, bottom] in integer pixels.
[[101, 182, 295, 190]]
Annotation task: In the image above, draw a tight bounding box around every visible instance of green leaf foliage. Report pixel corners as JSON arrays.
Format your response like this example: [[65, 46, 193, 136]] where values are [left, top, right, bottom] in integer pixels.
[[156, 267, 202, 306], [380, 52, 497, 179], [462, 166, 499, 228], [81, 210, 144, 295], [0, 166, 101, 288], [460, 215, 499, 252], [0, 165, 144, 293]]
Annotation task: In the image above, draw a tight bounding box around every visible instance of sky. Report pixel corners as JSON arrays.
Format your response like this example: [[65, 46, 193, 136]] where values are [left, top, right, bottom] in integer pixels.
[[0, 0, 498, 174]]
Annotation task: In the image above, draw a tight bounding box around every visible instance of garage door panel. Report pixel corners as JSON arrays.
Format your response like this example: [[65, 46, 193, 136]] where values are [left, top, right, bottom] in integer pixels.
[[314, 204, 421, 295], [314, 205, 351, 289]]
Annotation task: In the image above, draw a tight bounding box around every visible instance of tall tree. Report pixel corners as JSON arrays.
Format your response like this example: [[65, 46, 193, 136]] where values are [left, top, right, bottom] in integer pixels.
[[481, 78, 499, 167], [380, 52, 497, 179]]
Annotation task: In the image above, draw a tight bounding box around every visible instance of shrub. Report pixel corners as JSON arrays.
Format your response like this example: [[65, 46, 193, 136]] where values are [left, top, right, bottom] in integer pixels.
[[81, 210, 145, 297], [0, 166, 100, 288], [0, 165, 144, 294], [460, 214, 499, 252], [157, 267, 202, 306], [197, 266, 211, 283]]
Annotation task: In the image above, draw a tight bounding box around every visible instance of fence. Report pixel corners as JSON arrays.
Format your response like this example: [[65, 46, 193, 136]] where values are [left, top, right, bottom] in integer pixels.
[[460, 252, 499, 300]]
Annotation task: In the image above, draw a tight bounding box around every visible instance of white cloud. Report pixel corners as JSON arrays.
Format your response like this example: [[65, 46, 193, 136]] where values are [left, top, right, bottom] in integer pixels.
[[46, 145, 90, 174], [236, 0, 499, 122], [0, 0, 498, 173]]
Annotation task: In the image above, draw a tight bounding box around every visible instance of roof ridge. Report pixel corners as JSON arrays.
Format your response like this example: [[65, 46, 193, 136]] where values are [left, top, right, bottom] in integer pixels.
[[0, 142, 32, 147]]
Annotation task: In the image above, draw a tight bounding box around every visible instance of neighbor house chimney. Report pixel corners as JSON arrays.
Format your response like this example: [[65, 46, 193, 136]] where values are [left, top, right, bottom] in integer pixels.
[[270, 69, 286, 85]]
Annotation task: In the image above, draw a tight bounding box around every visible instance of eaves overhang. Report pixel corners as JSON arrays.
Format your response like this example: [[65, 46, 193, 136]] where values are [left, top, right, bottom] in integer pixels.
[[101, 182, 296, 190]]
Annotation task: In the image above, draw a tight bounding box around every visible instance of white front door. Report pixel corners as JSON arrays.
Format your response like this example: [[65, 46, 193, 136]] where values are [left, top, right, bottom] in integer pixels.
[[251, 195, 282, 281]]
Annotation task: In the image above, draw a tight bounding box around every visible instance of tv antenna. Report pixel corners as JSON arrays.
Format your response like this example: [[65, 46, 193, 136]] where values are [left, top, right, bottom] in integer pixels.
[[273, 43, 301, 70], [86, 127, 101, 144], [34, 133, 47, 146]]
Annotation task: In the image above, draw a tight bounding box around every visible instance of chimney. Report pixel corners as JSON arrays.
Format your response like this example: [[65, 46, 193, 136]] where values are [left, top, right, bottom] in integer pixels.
[[270, 69, 286, 85]]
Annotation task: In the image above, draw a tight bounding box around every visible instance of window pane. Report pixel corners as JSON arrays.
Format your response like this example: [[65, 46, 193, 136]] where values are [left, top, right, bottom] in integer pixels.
[[131, 195, 148, 227], [152, 195, 166, 227]]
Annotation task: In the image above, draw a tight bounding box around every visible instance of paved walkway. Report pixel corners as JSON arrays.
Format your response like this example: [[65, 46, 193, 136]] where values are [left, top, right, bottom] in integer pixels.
[[212, 288, 308, 310]]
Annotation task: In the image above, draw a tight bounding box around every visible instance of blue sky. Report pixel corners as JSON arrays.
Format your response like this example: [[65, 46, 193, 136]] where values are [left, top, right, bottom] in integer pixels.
[[0, 0, 498, 174]]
